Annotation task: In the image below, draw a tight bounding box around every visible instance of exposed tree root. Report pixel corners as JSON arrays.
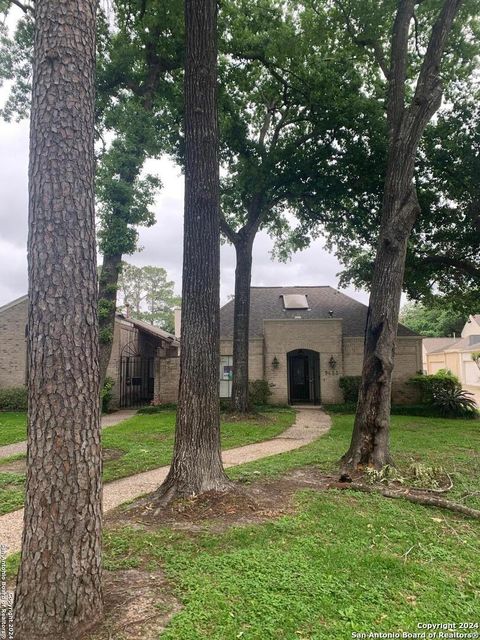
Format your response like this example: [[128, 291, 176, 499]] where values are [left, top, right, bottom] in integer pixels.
[[330, 481, 480, 519]]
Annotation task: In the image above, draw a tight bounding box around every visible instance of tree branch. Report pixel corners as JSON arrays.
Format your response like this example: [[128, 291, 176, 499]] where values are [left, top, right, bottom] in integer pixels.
[[220, 216, 239, 245], [8, 0, 33, 13], [333, 0, 390, 79], [422, 255, 480, 279], [386, 0, 416, 138]]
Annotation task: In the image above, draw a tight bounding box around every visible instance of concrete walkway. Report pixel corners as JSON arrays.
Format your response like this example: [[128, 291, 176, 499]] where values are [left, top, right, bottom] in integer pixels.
[[0, 407, 331, 556], [0, 409, 137, 460]]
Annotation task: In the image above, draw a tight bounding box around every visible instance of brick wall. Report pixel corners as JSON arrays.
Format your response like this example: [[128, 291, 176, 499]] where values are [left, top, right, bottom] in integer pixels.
[[220, 338, 264, 380], [263, 319, 344, 404], [0, 297, 28, 388], [155, 356, 180, 404], [343, 336, 423, 404]]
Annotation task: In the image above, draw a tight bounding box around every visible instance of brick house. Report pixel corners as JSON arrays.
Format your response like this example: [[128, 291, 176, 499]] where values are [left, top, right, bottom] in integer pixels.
[[0, 295, 179, 408], [158, 286, 422, 405]]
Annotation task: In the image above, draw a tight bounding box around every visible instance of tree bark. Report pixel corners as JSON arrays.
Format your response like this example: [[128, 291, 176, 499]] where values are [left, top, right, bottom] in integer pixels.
[[13, 1, 103, 638], [98, 251, 122, 388], [230, 231, 255, 413], [151, 0, 230, 506], [342, 0, 462, 471]]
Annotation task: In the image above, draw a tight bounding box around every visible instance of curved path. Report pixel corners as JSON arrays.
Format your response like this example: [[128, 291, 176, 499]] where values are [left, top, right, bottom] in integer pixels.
[[0, 407, 331, 556], [0, 409, 137, 460]]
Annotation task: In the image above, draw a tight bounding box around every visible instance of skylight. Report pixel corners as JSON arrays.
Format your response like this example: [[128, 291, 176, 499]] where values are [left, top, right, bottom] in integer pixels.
[[282, 294, 309, 310]]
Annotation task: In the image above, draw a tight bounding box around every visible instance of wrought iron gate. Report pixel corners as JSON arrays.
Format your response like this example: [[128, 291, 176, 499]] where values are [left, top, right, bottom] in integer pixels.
[[119, 351, 155, 408]]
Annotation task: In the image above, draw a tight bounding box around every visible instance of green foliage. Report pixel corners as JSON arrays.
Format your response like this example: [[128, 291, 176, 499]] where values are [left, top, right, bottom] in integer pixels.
[[248, 379, 273, 406], [99, 326, 114, 345], [118, 262, 180, 332], [0, 387, 27, 412], [409, 370, 461, 405], [472, 352, 480, 369], [101, 377, 116, 414], [432, 386, 478, 419], [137, 403, 178, 413], [98, 298, 116, 320], [400, 301, 471, 337], [338, 376, 361, 403]]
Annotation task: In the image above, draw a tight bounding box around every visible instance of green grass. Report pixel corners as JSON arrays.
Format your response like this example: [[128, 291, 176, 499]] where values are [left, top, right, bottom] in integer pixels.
[[99, 490, 479, 639], [0, 408, 294, 514], [0, 412, 27, 446], [5, 411, 480, 637]]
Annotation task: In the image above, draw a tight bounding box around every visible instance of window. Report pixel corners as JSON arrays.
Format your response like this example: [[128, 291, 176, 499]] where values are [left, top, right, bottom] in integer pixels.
[[282, 294, 309, 310], [220, 355, 233, 397]]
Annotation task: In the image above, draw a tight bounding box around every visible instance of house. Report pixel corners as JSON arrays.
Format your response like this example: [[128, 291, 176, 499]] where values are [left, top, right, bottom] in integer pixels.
[[424, 314, 480, 406], [0, 295, 180, 408], [157, 286, 422, 405]]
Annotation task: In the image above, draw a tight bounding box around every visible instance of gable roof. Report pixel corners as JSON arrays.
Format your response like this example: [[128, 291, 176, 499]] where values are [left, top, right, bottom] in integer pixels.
[[0, 295, 28, 315], [423, 337, 460, 354], [116, 314, 179, 347], [220, 286, 418, 339]]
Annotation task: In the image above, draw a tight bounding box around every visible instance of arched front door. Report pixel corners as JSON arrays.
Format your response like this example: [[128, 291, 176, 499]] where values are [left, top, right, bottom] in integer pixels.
[[287, 349, 320, 405]]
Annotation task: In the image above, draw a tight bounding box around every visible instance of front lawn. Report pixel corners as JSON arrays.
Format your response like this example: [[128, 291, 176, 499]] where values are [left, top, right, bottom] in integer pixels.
[[0, 413, 26, 446], [0, 408, 294, 515], [93, 411, 479, 639]]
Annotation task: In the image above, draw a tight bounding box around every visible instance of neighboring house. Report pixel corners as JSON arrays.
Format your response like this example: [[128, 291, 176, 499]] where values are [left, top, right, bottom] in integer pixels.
[[424, 314, 480, 406], [0, 295, 179, 408]]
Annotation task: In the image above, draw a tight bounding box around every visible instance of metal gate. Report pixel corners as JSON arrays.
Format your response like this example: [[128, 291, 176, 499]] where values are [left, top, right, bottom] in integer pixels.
[[119, 343, 155, 407]]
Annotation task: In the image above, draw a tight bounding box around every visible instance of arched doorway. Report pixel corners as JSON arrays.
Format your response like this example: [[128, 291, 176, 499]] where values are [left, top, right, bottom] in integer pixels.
[[287, 349, 320, 405]]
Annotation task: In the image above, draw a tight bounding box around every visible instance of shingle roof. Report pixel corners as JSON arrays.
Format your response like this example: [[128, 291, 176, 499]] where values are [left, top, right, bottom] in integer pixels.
[[423, 337, 460, 354], [220, 286, 418, 338], [0, 295, 28, 314], [116, 314, 179, 346]]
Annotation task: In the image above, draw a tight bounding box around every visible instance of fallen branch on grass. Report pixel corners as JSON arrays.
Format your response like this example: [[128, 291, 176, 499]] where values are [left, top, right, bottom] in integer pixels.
[[330, 482, 480, 520]]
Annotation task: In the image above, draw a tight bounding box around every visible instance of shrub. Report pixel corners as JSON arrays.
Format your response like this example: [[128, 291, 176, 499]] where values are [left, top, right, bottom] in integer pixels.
[[101, 377, 115, 414], [432, 386, 478, 418], [409, 369, 460, 404], [0, 387, 28, 411], [338, 376, 361, 403], [248, 379, 272, 406], [138, 403, 177, 414]]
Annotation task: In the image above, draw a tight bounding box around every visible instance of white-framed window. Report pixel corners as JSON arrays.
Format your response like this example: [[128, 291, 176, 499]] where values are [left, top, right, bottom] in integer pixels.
[[220, 355, 233, 397]]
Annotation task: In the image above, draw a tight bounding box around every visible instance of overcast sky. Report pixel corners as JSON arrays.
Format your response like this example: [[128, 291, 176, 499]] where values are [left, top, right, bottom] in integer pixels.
[[0, 6, 370, 309]]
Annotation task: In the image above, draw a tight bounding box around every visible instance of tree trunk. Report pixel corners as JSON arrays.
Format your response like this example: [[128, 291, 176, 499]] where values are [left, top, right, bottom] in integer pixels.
[[341, 0, 462, 472], [342, 183, 419, 470], [13, 1, 103, 638], [230, 232, 255, 413], [98, 251, 122, 388], [151, 0, 230, 506]]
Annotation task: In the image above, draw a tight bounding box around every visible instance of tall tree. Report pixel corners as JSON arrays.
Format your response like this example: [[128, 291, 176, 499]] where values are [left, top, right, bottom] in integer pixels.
[[13, 0, 103, 637], [341, 0, 464, 471], [218, 0, 383, 412], [151, 0, 230, 505], [117, 262, 181, 332]]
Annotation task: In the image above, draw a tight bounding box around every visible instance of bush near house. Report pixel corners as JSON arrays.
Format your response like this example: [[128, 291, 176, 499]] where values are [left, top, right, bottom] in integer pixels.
[[338, 376, 361, 403], [101, 377, 116, 414], [0, 387, 27, 411], [409, 370, 478, 418], [248, 379, 273, 406]]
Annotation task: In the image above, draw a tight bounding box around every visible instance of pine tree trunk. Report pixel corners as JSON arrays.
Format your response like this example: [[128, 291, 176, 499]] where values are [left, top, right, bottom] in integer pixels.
[[230, 233, 255, 413], [152, 0, 230, 506], [13, 2, 103, 638], [98, 251, 122, 388]]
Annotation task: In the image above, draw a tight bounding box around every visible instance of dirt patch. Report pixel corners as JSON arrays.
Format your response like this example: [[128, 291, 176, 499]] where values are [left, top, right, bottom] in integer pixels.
[[85, 569, 181, 640], [103, 448, 124, 463], [0, 458, 26, 473], [107, 468, 335, 533]]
